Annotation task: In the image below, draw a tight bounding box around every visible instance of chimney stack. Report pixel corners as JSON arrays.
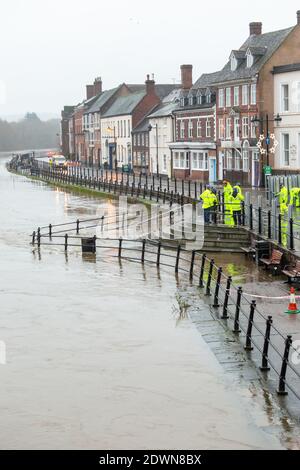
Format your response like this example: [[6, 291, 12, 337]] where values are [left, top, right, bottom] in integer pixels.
[[297, 10, 300, 25], [249, 22, 262, 36], [94, 77, 102, 95], [86, 84, 95, 100], [180, 65, 193, 90], [145, 74, 155, 95]]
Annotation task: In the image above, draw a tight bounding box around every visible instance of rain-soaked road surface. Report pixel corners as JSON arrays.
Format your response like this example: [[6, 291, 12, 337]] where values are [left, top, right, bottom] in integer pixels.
[[0, 157, 299, 450]]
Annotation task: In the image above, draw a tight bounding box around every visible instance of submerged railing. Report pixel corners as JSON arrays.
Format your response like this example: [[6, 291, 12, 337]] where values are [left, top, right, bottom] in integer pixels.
[[31, 217, 300, 403]]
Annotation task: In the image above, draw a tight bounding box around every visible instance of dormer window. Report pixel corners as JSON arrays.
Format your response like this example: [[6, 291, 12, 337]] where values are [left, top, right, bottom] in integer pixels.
[[189, 95, 194, 106], [230, 53, 238, 71], [206, 89, 211, 104], [246, 50, 254, 68]]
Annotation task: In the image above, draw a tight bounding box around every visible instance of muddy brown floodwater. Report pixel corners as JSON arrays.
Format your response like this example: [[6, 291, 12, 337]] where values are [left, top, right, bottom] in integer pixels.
[[0, 157, 299, 450]]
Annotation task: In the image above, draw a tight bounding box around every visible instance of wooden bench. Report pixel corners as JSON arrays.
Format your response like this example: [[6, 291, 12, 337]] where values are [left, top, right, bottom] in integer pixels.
[[260, 249, 283, 274], [282, 260, 300, 284]]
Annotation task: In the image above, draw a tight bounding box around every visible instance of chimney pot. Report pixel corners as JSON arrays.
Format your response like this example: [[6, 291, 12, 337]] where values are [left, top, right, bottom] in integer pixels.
[[93, 77, 102, 95], [145, 74, 155, 95], [180, 64, 193, 90], [297, 10, 300, 25], [249, 22, 262, 36]]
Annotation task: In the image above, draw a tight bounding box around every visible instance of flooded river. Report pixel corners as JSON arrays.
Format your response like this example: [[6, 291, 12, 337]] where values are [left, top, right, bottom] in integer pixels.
[[0, 157, 298, 450]]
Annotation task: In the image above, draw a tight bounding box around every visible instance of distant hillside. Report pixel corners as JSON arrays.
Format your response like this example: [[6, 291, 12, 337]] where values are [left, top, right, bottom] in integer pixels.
[[0, 113, 60, 151]]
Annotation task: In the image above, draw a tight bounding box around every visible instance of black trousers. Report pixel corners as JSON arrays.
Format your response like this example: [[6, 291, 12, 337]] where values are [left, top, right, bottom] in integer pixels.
[[233, 210, 242, 226]]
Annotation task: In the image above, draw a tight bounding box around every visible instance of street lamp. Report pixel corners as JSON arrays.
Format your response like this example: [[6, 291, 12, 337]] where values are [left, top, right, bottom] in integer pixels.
[[148, 123, 159, 176], [251, 113, 282, 166]]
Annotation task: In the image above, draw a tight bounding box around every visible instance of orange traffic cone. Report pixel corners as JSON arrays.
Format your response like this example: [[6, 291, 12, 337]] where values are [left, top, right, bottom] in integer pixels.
[[286, 288, 300, 315]]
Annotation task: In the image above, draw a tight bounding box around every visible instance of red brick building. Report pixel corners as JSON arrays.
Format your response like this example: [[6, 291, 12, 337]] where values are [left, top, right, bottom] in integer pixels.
[[169, 65, 217, 182]]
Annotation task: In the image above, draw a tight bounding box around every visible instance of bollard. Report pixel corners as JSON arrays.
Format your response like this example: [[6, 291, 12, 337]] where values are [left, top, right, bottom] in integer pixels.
[[205, 259, 214, 296], [189, 250, 196, 279], [199, 254, 206, 288], [157, 242, 161, 267], [64, 234, 68, 251], [213, 267, 223, 308], [221, 276, 232, 319], [118, 238, 122, 258], [141, 239, 146, 264], [49, 224, 52, 239], [175, 245, 181, 273], [233, 287, 242, 333], [289, 218, 295, 251], [244, 301, 256, 351], [277, 335, 292, 396], [76, 219, 80, 235], [260, 316, 273, 372]]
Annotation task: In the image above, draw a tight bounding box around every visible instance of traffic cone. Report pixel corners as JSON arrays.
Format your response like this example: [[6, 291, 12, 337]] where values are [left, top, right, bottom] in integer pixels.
[[285, 288, 300, 315]]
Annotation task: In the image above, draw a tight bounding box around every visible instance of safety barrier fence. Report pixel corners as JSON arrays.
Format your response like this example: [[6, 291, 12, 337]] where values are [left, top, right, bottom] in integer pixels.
[[31, 225, 300, 402], [9, 160, 300, 253]]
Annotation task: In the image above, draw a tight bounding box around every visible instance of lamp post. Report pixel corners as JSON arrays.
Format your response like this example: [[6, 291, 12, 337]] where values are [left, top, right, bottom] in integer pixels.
[[148, 123, 159, 176], [251, 113, 282, 167]]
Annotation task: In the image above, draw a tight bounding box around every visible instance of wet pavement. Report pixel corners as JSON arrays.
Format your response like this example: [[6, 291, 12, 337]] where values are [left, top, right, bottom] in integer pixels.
[[1, 155, 300, 449]]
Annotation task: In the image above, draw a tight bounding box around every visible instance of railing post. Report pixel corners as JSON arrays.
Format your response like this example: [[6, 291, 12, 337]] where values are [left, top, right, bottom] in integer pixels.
[[64, 234, 68, 252], [49, 224, 52, 239], [244, 301, 256, 351], [118, 238, 122, 258], [278, 213, 282, 245], [258, 207, 262, 235], [221, 276, 232, 319], [233, 287, 242, 333], [277, 335, 292, 396], [141, 239, 146, 264], [289, 218, 295, 251], [199, 254, 206, 288], [205, 259, 214, 296], [194, 182, 197, 200], [249, 204, 253, 231], [37, 227, 41, 248], [157, 241, 161, 267], [175, 245, 181, 273], [213, 267, 223, 308], [189, 250, 196, 279], [268, 210, 272, 239], [32, 231, 36, 245], [157, 186, 160, 203], [76, 219, 80, 235], [188, 180, 191, 198], [260, 316, 273, 372], [241, 202, 245, 226]]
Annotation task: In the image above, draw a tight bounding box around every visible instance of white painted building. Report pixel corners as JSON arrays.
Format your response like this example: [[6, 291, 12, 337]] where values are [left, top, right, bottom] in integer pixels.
[[274, 64, 300, 170], [148, 90, 181, 177], [100, 115, 132, 169]]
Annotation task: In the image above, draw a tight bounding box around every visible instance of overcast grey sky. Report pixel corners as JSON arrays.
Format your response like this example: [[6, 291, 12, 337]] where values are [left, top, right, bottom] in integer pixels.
[[1, 0, 300, 119]]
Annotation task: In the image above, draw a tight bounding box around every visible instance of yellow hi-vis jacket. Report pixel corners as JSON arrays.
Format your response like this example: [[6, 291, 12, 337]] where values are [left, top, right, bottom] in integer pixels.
[[290, 188, 300, 206], [276, 186, 288, 205], [228, 193, 245, 212], [233, 185, 242, 197], [280, 202, 288, 216], [223, 183, 233, 203], [200, 190, 218, 209]]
